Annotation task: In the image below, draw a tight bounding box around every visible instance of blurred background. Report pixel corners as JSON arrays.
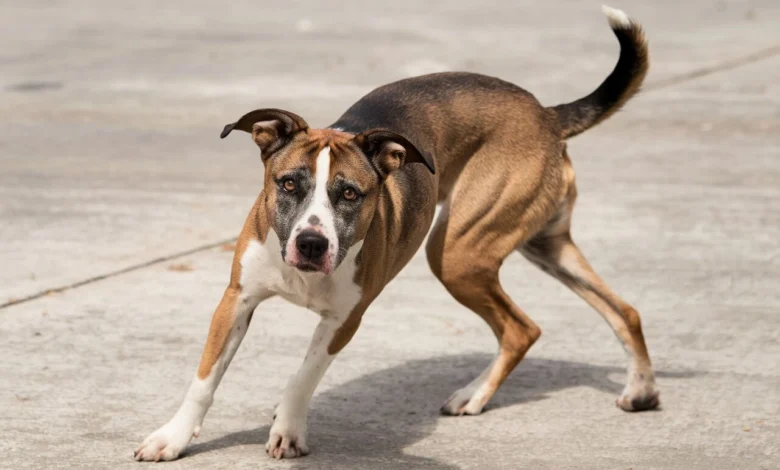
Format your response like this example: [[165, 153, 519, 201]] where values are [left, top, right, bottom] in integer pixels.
[[1, 1, 778, 469]]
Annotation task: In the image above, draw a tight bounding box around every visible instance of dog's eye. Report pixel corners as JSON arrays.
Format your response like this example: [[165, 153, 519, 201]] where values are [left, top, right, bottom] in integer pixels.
[[342, 187, 357, 201], [282, 178, 296, 192]]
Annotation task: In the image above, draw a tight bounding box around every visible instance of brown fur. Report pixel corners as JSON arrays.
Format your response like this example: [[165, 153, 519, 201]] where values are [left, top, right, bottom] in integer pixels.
[[201, 10, 655, 412], [134, 10, 659, 464], [196, 125, 437, 370], [196, 198, 267, 379]]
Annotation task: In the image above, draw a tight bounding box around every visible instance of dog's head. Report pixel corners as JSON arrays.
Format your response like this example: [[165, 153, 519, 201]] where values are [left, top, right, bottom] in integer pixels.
[[221, 108, 435, 274]]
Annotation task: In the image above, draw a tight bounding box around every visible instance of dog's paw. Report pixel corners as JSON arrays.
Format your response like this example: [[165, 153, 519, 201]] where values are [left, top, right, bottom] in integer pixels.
[[133, 419, 199, 462], [265, 415, 309, 459], [616, 378, 660, 412], [440, 385, 488, 416]]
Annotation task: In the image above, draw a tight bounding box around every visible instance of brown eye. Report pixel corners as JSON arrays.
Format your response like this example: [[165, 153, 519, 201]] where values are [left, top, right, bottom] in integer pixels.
[[342, 187, 357, 201], [283, 178, 296, 192]]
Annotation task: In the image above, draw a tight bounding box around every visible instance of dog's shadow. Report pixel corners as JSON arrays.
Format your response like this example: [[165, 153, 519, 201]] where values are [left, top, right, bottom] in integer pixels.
[[185, 355, 693, 469]]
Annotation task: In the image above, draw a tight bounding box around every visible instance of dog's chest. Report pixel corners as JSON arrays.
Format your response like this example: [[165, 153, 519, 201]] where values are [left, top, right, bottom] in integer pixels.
[[276, 272, 345, 315], [240, 232, 362, 317]]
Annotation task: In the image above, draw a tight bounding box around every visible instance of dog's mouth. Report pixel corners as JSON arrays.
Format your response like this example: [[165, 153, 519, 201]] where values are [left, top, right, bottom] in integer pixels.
[[295, 261, 322, 273], [283, 255, 333, 274]]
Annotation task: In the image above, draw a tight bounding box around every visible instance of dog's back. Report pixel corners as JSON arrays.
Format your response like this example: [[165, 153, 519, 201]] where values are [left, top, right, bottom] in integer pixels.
[[331, 5, 649, 203]]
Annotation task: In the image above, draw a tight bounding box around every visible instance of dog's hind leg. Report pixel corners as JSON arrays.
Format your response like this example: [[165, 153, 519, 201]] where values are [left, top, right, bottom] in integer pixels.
[[520, 205, 659, 411], [427, 204, 543, 415], [425, 145, 559, 415]]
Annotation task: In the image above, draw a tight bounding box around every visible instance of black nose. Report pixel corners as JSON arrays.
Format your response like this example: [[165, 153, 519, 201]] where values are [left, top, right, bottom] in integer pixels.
[[296, 232, 329, 260]]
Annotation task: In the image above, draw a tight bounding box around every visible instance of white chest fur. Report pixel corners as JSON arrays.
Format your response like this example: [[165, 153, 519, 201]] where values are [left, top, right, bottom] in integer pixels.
[[239, 231, 363, 318]]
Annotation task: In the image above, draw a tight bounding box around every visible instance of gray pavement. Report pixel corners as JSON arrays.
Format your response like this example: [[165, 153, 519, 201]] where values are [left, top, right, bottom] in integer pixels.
[[1, 1, 778, 469]]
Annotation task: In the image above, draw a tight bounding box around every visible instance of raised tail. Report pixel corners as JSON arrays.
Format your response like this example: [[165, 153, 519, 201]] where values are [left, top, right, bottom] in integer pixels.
[[551, 6, 649, 139]]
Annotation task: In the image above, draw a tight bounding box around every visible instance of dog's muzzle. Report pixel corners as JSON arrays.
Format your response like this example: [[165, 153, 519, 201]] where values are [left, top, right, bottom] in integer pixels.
[[294, 231, 329, 271]]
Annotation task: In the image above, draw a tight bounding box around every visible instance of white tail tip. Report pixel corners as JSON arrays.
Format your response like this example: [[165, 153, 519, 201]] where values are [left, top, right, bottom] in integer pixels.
[[602, 5, 632, 29]]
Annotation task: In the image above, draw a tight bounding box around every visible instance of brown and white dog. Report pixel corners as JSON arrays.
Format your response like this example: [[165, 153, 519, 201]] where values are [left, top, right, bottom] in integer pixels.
[[135, 6, 658, 461]]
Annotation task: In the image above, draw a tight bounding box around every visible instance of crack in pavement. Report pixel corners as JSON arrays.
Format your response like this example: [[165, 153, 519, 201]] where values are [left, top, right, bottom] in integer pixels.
[[645, 44, 780, 91], [3, 44, 778, 311], [0, 237, 237, 309]]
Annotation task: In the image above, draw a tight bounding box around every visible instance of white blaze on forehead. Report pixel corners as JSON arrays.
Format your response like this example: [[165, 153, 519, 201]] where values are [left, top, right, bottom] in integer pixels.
[[285, 146, 340, 269], [306, 146, 338, 262], [312, 146, 332, 210]]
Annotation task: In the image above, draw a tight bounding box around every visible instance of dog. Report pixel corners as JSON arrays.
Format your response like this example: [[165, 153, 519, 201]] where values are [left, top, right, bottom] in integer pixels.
[[135, 5, 658, 461]]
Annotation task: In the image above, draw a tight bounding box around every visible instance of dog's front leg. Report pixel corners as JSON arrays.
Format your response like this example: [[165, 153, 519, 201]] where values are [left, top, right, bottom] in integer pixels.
[[266, 310, 362, 459], [134, 284, 267, 461]]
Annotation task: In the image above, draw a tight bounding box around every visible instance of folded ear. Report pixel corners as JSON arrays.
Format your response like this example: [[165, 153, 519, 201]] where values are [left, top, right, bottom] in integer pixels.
[[354, 129, 435, 178], [220, 108, 309, 159]]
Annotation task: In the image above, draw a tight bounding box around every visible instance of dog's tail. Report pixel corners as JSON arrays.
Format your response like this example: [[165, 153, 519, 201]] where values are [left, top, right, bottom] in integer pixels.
[[551, 6, 649, 139]]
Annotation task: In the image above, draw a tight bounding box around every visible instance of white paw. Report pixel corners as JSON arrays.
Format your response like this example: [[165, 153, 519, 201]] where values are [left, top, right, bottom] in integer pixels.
[[440, 384, 489, 416], [134, 418, 200, 462], [265, 413, 309, 459], [616, 373, 660, 412]]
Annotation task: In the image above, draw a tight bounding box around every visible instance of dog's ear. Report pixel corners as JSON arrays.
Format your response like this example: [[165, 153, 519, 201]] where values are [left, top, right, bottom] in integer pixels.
[[354, 129, 435, 178], [220, 108, 309, 160]]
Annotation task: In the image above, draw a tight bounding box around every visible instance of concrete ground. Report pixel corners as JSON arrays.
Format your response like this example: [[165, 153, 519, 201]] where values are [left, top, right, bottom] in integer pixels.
[[1, 0, 778, 468]]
